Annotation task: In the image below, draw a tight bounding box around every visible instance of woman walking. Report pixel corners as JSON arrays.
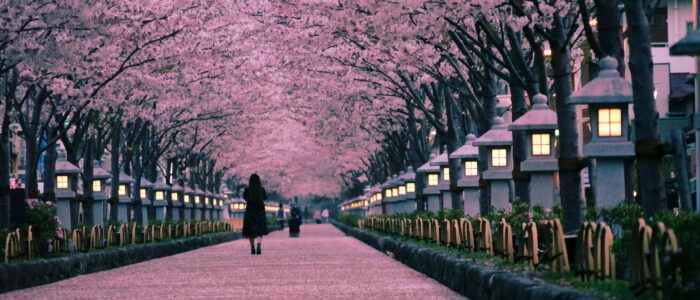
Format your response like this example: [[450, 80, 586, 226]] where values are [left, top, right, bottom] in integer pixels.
[[242, 174, 268, 255]]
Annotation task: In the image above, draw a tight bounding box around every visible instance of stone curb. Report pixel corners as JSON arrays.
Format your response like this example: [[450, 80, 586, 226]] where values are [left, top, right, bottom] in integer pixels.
[[0, 231, 241, 293], [333, 221, 601, 300]]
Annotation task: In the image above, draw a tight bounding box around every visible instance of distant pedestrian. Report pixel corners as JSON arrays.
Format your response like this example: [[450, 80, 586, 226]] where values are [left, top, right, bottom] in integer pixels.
[[289, 205, 301, 238], [321, 208, 329, 223], [313, 209, 322, 224], [277, 203, 285, 231], [242, 174, 268, 255]]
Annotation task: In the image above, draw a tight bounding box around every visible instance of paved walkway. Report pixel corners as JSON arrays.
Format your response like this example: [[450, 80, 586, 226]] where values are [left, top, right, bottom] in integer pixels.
[[2, 224, 464, 299]]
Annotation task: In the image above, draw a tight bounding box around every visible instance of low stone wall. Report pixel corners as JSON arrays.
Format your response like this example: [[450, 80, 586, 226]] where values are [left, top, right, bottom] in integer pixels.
[[0, 231, 241, 293], [333, 222, 600, 300]]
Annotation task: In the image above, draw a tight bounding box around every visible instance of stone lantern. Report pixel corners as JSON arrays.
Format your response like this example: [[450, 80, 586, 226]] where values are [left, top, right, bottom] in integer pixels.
[[569, 57, 634, 208], [230, 198, 246, 218], [194, 189, 205, 220], [204, 192, 214, 220], [383, 174, 400, 215], [508, 94, 559, 209], [55, 156, 81, 230], [170, 183, 184, 221], [152, 178, 170, 222], [417, 154, 442, 212], [430, 151, 453, 210], [214, 196, 223, 220], [138, 179, 154, 225], [91, 161, 111, 226], [110, 171, 134, 223], [450, 134, 481, 216], [398, 167, 417, 213], [473, 116, 514, 210], [369, 186, 383, 216], [182, 186, 195, 221]]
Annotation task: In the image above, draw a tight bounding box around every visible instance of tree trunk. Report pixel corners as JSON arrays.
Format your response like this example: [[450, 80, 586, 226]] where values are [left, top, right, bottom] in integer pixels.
[[550, 15, 584, 232], [510, 84, 530, 204], [42, 130, 56, 204], [109, 118, 121, 221], [0, 72, 14, 227], [596, 0, 625, 74], [671, 129, 692, 211], [624, 0, 667, 217], [82, 139, 94, 224]]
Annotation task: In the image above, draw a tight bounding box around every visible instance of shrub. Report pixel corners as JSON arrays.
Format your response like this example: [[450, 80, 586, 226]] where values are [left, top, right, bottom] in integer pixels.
[[25, 199, 60, 255], [336, 214, 364, 227]]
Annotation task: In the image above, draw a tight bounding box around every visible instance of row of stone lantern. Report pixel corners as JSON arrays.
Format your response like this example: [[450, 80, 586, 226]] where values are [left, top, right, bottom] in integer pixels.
[[355, 57, 631, 216], [54, 157, 227, 230]]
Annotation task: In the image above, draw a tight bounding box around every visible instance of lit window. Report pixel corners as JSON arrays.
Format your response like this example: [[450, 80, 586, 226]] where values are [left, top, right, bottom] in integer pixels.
[[56, 175, 69, 189], [184, 195, 190, 203], [442, 167, 450, 181], [205, 197, 209, 204], [491, 149, 508, 167], [155, 191, 164, 200], [195, 196, 200, 204], [118, 184, 127, 196], [399, 185, 406, 195], [377, 193, 382, 201], [392, 188, 398, 197], [385, 189, 391, 197], [428, 173, 439, 186], [598, 108, 622, 137], [172, 192, 179, 201], [92, 180, 102, 192], [140, 188, 147, 199], [532, 133, 551, 156], [406, 182, 416, 193], [464, 161, 478, 176]]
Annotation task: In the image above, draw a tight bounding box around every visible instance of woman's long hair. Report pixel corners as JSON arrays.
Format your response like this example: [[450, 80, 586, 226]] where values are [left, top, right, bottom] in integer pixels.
[[247, 173, 264, 204]]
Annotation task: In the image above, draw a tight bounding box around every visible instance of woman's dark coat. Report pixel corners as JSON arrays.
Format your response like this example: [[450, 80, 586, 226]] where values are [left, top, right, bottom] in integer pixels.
[[242, 187, 268, 238]]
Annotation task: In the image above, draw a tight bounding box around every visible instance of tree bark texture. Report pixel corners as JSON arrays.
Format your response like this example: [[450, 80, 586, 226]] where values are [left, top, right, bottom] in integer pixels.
[[624, 0, 667, 217]]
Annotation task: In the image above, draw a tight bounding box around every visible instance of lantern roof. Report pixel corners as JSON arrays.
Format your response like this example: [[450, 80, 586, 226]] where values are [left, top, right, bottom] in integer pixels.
[[153, 178, 171, 191], [670, 28, 700, 55], [118, 172, 134, 184], [400, 166, 417, 181], [450, 134, 479, 159], [170, 184, 184, 192], [417, 154, 441, 173], [195, 188, 206, 195], [473, 117, 513, 146], [429, 151, 449, 166], [56, 157, 80, 174], [508, 94, 558, 130], [382, 174, 399, 188], [92, 161, 111, 179], [568, 57, 633, 104], [140, 178, 154, 188], [183, 186, 196, 194]]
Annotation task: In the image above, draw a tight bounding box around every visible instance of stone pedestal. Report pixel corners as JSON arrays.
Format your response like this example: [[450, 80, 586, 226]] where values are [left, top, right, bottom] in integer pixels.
[[141, 199, 151, 226], [183, 204, 192, 221], [427, 194, 441, 212], [194, 205, 202, 220], [56, 200, 72, 231], [489, 181, 510, 210], [441, 191, 453, 210], [93, 198, 106, 226], [462, 188, 480, 216], [117, 199, 130, 222], [592, 158, 626, 208], [171, 205, 181, 221], [529, 173, 556, 209], [153, 200, 166, 221]]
